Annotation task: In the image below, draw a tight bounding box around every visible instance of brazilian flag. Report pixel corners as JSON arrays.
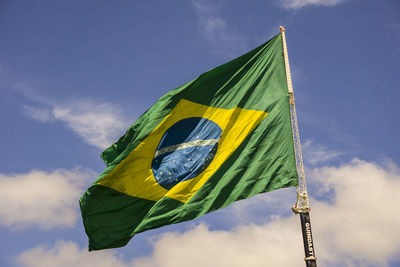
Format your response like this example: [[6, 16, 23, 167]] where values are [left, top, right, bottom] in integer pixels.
[[80, 33, 298, 251]]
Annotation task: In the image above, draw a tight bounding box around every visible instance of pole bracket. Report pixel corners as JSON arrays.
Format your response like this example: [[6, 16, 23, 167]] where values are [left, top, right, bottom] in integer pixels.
[[305, 256, 317, 261]]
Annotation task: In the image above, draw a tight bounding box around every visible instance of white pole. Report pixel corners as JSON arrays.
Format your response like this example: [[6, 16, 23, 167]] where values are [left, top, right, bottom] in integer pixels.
[[280, 26, 294, 94], [280, 25, 309, 213]]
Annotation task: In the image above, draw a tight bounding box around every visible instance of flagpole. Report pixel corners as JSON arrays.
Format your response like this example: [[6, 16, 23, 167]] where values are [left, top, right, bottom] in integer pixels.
[[280, 26, 317, 267]]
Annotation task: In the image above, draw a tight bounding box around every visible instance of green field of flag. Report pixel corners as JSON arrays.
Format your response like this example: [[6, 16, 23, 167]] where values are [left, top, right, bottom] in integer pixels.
[[80, 32, 298, 251]]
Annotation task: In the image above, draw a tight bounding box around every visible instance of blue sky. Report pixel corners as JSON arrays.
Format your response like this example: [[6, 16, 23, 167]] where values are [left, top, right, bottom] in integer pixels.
[[1, 0, 400, 266]]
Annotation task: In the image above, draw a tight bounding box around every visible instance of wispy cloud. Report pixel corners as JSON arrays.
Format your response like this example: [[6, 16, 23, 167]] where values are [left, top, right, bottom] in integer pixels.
[[281, 0, 347, 9], [4, 75, 130, 150], [23, 99, 130, 149], [0, 168, 94, 229], [22, 105, 53, 122], [302, 139, 341, 165], [16, 159, 400, 266], [191, 0, 248, 57]]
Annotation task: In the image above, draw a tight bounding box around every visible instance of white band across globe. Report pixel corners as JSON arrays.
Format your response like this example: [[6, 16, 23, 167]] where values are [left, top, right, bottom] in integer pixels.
[[154, 138, 219, 158]]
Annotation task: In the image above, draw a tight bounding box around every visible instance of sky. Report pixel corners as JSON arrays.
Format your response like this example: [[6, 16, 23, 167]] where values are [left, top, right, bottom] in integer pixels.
[[1, 0, 400, 266]]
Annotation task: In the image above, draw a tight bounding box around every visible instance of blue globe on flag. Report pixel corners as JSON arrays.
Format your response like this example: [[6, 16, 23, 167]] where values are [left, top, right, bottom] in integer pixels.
[[151, 117, 222, 190]]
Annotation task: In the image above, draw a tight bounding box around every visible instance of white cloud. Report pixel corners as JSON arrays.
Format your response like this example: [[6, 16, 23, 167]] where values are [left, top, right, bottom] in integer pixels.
[[309, 159, 400, 266], [16, 159, 400, 266], [23, 99, 130, 149], [282, 0, 346, 9], [16, 220, 303, 267], [302, 139, 341, 165], [134, 221, 304, 267], [0, 168, 94, 229], [191, 0, 248, 57], [17, 240, 130, 267]]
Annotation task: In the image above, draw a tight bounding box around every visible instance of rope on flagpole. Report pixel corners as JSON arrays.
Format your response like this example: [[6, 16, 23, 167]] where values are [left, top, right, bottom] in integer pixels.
[[290, 97, 310, 214], [280, 25, 310, 214]]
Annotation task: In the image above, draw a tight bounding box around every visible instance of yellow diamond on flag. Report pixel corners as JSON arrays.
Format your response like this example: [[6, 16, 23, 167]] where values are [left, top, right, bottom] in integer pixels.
[[98, 99, 267, 203]]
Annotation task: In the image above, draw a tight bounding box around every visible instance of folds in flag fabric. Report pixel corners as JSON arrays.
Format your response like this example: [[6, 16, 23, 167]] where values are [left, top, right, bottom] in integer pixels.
[[80, 33, 298, 251]]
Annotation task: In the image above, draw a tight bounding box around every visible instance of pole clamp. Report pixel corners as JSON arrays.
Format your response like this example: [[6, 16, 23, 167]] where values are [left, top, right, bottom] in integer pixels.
[[304, 256, 317, 261]]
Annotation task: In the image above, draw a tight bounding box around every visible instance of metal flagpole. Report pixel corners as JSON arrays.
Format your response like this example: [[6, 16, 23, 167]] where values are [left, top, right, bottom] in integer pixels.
[[280, 26, 318, 267]]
